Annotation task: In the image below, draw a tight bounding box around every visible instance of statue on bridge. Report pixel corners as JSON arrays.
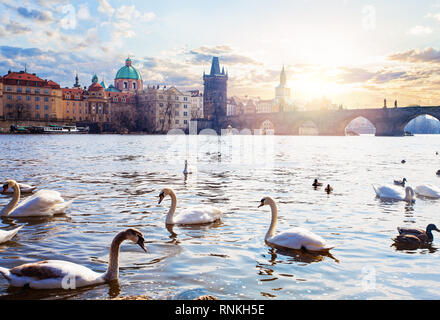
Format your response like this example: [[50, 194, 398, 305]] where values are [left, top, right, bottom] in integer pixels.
[[394, 100, 398, 108], [384, 99, 387, 109]]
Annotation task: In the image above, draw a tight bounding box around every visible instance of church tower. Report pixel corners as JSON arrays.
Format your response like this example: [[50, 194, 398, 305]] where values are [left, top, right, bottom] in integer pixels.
[[275, 66, 291, 112], [203, 57, 228, 123]]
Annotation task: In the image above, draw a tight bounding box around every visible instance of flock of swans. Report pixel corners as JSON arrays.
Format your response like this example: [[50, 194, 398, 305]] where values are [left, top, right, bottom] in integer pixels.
[[0, 158, 438, 292]]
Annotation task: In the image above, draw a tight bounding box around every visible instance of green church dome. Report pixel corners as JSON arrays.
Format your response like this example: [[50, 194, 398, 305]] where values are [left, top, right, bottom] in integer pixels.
[[115, 58, 142, 80]]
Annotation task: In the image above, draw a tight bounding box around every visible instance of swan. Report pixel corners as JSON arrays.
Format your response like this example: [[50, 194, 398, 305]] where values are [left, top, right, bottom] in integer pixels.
[[372, 184, 415, 203], [414, 184, 440, 199], [0, 226, 23, 244], [1, 180, 73, 217], [158, 188, 222, 225], [2, 183, 36, 195], [0, 228, 147, 289], [258, 196, 333, 252], [394, 178, 407, 187], [183, 160, 197, 175]]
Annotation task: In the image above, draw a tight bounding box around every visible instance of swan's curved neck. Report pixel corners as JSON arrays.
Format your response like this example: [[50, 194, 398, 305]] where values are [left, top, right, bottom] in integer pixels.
[[405, 188, 414, 202], [103, 231, 126, 281], [265, 199, 278, 241], [165, 190, 177, 224], [1, 182, 20, 216]]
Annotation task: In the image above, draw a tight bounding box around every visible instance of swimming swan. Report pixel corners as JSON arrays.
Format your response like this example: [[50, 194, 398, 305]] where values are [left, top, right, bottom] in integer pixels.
[[183, 160, 197, 175], [0, 226, 23, 244], [372, 184, 415, 203], [414, 184, 440, 199], [0, 228, 147, 289], [258, 196, 333, 252], [158, 188, 222, 225], [1, 180, 73, 217]]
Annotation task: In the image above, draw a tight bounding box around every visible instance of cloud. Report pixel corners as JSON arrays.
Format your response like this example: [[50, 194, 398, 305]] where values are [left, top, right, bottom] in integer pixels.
[[98, 0, 115, 16], [115, 5, 155, 22], [16, 6, 54, 23], [337, 67, 409, 84], [388, 47, 440, 64], [188, 45, 261, 66], [77, 3, 91, 20], [408, 25, 433, 36]]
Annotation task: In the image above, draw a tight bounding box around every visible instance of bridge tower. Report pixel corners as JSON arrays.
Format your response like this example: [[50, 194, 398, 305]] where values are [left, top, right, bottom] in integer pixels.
[[203, 57, 228, 130]]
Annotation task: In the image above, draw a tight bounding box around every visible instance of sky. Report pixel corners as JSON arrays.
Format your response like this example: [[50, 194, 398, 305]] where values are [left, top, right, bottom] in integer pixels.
[[1, 0, 440, 109]]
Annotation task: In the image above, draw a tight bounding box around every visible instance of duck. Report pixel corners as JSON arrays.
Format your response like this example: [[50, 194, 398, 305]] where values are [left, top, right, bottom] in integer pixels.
[[1, 183, 36, 195], [158, 188, 222, 225], [0, 226, 23, 244], [258, 196, 332, 252], [372, 184, 415, 203], [312, 179, 323, 188], [1, 180, 73, 217], [0, 228, 147, 289], [436, 170, 440, 176], [401, 160, 406, 164], [393, 224, 440, 247], [325, 184, 333, 194], [183, 160, 197, 175], [394, 178, 407, 187], [414, 184, 440, 199]]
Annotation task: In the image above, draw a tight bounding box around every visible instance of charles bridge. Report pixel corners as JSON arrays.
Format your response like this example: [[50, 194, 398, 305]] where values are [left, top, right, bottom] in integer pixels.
[[198, 106, 440, 136]]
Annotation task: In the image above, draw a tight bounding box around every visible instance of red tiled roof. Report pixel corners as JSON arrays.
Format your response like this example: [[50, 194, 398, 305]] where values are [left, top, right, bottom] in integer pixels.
[[88, 82, 104, 91], [3, 71, 60, 88]]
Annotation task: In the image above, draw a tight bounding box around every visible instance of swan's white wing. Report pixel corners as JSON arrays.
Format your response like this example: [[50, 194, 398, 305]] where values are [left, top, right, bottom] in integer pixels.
[[0, 226, 23, 244], [267, 227, 330, 251], [10, 190, 72, 217], [415, 185, 440, 199], [7, 260, 103, 289], [372, 184, 405, 200], [174, 206, 222, 224]]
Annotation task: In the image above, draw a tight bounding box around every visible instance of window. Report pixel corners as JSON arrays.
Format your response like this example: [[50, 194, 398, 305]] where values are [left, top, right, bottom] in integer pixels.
[[16, 87, 22, 93], [184, 97, 188, 101], [124, 82, 128, 89], [35, 96, 40, 101], [175, 120, 179, 124], [113, 97, 118, 102], [35, 89, 40, 94], [26, 88, 31, 93], [6, 87, 11, 91], [133, 83, 136, 90], [26, 96, 31, 101], [17, 96, 22, 101], [44, 97, 49, 102], [184, 104, 188, 109], [183, 112, 188, 116], [36, 113, 40, 119], [7, 95, 11, 100], [36, 105, 40, 110], [175, 111, 179, 116], [44, 89, 49, 94], [44, 105, 49, 110], [159, 103, 163, 107], [66, 94, 71, 100], [184, 120, 188, 124], [175, 96, 179, 100], [44, 114, 49, 119]]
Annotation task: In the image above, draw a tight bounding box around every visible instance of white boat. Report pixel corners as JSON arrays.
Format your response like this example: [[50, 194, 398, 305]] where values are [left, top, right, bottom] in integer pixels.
[[43, 125, 82, 134]]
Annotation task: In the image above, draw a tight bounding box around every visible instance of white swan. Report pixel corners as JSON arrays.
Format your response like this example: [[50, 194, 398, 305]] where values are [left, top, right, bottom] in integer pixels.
[[2, 183, 36, 195], [0, 228, 147, 289], [158, 188, 222, 225], [372, 184, 415, 203], [0, 226, 23, 244], [258, 197, 333, 252], [183, 160, 197, 175], [1, 180, 73, 217], [415, 184, 440, 199]]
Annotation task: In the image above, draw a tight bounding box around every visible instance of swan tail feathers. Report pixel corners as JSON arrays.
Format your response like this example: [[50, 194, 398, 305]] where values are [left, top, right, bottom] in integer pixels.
[[51, 200, 73, 214], [6, 226, 23, 241], [0, 267, 11, 281]]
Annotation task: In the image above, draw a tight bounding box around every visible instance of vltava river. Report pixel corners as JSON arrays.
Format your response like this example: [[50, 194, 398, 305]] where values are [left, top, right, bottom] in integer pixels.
[[0, 134, 439, 300]]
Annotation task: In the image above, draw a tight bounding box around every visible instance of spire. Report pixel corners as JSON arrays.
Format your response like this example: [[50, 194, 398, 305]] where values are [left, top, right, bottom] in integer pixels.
[[74, 72, 81, 88], [210, 57, 221, 75], [280, 65, 286, 86], [92, 74, 98, 84], [222, 66, 225, 75]]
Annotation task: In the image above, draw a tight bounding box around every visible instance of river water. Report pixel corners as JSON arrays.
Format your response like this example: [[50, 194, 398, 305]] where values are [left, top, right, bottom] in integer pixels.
[[0, 134, 439, 300]]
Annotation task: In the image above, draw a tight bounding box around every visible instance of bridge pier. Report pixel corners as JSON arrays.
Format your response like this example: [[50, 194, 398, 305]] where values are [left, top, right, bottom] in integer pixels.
[[374, 121, 404, 136]]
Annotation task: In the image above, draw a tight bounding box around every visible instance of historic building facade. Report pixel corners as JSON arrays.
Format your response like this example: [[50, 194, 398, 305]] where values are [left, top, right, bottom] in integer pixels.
[[187, 89, 204, 119], [203, 57, 227, 121], [1, 70, 62, 121], [274, 66, 293, 112], [138, 85, 191, 132]]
